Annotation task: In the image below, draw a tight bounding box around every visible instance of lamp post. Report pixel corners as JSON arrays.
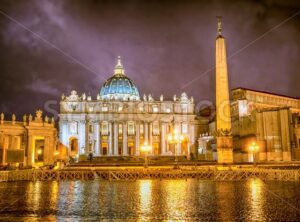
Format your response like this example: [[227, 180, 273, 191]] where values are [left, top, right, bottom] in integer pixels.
[[141, 142, 152, 168], [249, 142, 259, 166], [167, 129, 184, 166]]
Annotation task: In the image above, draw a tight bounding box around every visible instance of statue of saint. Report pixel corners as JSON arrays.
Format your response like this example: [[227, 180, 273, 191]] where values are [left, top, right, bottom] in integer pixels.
[[23, 114, 27, 122], [160, 95, 164, 102]]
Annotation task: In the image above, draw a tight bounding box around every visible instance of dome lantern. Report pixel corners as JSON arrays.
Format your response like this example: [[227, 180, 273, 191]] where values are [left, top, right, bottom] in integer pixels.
[[114, 56, 125, 75], [99, 57, 140, 101]]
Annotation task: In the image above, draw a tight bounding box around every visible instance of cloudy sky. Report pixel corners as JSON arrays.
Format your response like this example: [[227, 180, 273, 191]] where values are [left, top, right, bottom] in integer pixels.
[[0, 0, 299, 118]]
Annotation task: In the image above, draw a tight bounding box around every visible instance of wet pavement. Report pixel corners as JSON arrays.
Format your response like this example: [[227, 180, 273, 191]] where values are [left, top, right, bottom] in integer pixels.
[[0, 179, 299, 221]]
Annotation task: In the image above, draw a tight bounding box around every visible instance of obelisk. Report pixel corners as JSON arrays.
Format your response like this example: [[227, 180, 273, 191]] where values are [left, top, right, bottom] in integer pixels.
[[215, 17, 233, 163]]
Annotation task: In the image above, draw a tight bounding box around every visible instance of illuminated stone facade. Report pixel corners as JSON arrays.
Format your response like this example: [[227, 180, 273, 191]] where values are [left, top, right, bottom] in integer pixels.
[[200, 88, 300, 162], [59, 57, 198, 159], [0, 111, 57, 167], [231, 88, 300, 161]]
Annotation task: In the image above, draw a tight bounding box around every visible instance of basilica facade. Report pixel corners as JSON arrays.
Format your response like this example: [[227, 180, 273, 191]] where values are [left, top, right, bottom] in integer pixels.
[[59, 57, 198, 159]]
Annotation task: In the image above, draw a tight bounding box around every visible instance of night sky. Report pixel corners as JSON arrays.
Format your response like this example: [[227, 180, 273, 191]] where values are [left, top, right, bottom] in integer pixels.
[[0, 0, 299, 118]]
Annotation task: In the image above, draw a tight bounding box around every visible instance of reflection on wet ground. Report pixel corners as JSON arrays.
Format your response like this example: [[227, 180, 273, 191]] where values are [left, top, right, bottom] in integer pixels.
[[0, 179, 299, 220]]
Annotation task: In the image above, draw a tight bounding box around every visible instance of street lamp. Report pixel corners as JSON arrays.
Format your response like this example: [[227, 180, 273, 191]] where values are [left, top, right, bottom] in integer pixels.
[[249, 142, 259, 166], [167, 128, 185, 165], [140, 142, 152, 168]]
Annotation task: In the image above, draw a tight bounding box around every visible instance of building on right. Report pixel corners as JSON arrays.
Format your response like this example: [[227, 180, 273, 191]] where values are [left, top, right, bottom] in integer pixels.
[[199, 88, 300, 162], [230, 87, 300, 162]]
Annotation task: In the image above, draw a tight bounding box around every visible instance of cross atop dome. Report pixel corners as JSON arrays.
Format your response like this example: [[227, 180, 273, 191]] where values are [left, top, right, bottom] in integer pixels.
[[114, 56, 125, 75]]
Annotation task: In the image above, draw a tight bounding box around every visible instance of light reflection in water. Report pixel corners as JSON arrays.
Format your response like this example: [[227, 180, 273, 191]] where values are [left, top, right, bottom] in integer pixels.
[[248, 179, 265, 221], [32, 181, 41, 212], [50, 181, 58, 209], [138, 180, 152, 220], [165, 180, 187, 220]]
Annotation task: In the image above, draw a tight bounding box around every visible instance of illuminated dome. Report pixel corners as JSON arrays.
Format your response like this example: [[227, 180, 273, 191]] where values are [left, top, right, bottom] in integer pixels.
[[99, 56, 140, 101]]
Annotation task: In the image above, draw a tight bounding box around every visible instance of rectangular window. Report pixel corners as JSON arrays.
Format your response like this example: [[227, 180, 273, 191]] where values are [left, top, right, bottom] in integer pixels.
[[69, 121, 78, 134], [128, 122, 135, 135], [101, 122, 108, 135], [153, 122, 160, 135], [119, 124, 123, 134], [153, 106, 158, 113], [181, 104, 188, 113], [140, 124, 144, 134], [102, 106, 108, 112]]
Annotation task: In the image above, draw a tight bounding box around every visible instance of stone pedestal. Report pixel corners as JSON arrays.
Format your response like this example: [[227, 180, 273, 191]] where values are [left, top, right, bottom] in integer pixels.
[[217, 136, 233, 163]]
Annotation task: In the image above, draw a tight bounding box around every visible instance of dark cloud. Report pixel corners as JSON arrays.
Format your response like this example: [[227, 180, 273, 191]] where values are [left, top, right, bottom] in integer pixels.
[[0, 0, 299, 118]]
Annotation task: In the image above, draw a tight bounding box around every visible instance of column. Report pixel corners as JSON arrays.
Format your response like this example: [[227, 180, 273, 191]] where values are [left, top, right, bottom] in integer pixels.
[[44, 136, 51, 165], [149, 123, 153, 154], [189, 124, 195, 158], [122, 122, 128, 155], [27, 135, 33, 166], [113, 122, 118, 156], [108, 122, 113, 156], [85, 120, 89, 154], [135, 123, 140, 156], [95, 122, 100, 155], [187, 142, 191, 160], [144, 122, 148, 143], [175, 122, 181, 155], [1, 135, 7, 166], [161, 123, 166, 155], [79, 120, 86, 155]]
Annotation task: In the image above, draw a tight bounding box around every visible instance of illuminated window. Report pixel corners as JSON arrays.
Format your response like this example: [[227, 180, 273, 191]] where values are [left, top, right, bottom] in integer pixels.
[[166, 108, 171, 113], [102, 106, 108, 112], [118, 106, 123, 112], [238, 100, 248, 117], [140, 124, 144, 134], [139, 106, 144, 112], [181, 104, 188, 113], [153, 106, 158, 113], [153, 122, 160, 135], [101, 122, 108, 135], [127, 122, 135, 135], [69, 121, 78, 134], [119, 124, 123, 134]]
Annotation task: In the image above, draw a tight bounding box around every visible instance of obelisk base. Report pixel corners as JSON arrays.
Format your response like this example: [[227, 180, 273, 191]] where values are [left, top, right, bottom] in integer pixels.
[[217, 136, 233, 164]]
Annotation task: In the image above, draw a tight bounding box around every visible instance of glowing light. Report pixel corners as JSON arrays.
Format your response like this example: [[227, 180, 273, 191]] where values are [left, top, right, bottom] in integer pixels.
[[37, 149, 42, 155], [249, 142, 259, 152]]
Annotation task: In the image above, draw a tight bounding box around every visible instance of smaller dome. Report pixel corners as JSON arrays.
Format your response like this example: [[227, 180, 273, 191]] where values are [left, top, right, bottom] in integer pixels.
[[99, 57, 140, 101]]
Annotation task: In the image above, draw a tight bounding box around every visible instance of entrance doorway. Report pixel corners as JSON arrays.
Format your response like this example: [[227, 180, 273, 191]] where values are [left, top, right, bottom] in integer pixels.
[[102, 142, 108, 156], [69, 137, 78, 157], [35, 139, 44, 162]]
